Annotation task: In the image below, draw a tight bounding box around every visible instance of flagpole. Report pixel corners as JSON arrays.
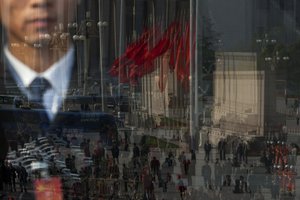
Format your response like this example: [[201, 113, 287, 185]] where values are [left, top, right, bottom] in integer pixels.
[[189, 0, 195, 150], [118, 0, 125, 100], [149, 0, 155, 131], [113, 0, 118, 58], [194, 0, 199, 149], [195, 0, 202, 148], [98, 0, 105, 112]]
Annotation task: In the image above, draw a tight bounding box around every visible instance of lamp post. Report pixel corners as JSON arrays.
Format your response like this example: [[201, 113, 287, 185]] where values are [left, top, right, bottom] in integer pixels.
[[256, 34, 290, 135], [98, 0, 108, 112]]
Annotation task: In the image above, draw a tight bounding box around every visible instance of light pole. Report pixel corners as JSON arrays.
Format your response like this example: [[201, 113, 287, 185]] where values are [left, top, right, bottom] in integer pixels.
[[98, 0, 108, 112]]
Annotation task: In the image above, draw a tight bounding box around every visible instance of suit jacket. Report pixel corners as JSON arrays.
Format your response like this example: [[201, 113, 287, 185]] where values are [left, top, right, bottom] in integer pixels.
[[0, 51, 102, 199]]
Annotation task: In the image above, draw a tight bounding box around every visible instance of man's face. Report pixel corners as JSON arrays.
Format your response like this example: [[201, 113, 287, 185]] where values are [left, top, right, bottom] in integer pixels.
[[0, 0, 79, 45]]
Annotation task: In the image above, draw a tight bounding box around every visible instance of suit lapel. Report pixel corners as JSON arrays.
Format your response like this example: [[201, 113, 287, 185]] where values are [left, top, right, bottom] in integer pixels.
[[0, 58, 23, 96]]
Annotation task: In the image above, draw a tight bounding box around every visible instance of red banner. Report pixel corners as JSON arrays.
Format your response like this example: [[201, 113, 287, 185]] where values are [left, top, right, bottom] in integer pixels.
[[34, 177, 63, 200]]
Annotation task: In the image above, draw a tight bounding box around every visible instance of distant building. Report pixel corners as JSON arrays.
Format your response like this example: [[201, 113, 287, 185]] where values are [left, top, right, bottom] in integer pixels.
[[211, 52, 283, 140]]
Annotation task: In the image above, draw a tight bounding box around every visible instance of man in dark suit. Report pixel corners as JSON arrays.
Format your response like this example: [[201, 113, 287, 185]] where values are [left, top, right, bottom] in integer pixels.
[[0, 0, 94, 199]]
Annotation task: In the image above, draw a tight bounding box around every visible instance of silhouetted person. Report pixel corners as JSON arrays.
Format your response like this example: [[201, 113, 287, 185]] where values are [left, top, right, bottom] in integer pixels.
[[223, 175, 231, 186], [133, 143, 140, 158], [218, 138, 226, 160], [122, 163, 129, 192], [8, 163, 16, 192], [17, 163, 28, 193], [214, 159, 222, 190], [204, 140, 212, 162]]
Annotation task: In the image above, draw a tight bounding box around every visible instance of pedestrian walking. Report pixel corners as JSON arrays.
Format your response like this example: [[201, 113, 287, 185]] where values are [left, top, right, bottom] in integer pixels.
[[201, 161, 211, 189], [204, 140, 212, 162], [111, 144, 120, 164], [218, 138, 226, 161], [160, 159, 171, 193], [150, 157, 160, 180], [177, 175, 187, 200], [8, 163, 16, 192], [133, 143, 140, 158], [122, 163, 129, 193], [214, 159, 222, 190]]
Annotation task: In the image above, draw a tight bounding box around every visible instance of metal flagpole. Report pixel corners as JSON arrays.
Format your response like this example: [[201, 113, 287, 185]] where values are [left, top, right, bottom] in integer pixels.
[[149, 0, 155, 131], [189, 0, 195, 150], [195, 0, 203, 148], [113, 0, 118, 58], [118, 0, 125, 100]]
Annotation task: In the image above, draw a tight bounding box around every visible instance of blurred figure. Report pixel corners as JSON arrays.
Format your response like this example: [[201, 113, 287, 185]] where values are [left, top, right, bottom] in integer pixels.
[[218, 138, 226, 161], [122, 163, 129, 192], [111, 143, 120, 164], [223, 174, 231, 187], [204, 140, 212, 162], [143, 168, 154, 200], [177, 175, 186, 200], [17, 163, 28, 193], [160, 158, 171, 193], [270, 174, 280, 200], [214, 159, 222, 190], [201, 161, 211, 189], [8, 163, 17, 192], [150, 156, 160, 180]]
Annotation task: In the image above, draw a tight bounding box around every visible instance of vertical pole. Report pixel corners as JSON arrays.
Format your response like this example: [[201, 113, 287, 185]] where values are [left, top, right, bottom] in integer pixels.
[[83, 12, 90, 96], [189, 0, 195, 150], [98, 0, 105, 112], [195, 0, 203, 148], [149, 0, 155, 130], [118, 0, 125, 99]]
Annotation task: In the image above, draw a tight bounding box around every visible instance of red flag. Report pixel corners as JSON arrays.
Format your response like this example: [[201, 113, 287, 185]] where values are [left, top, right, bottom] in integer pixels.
[[119, 66, 129, 83], [174, 33, 185, 82], [108, 28, 151, 80], [143, 22, 177, 65], [137, 61, 155, 78], [132, 24, 162, 66], [148, 37, 170, 61], [108, 54, 129, 76], [34, 177, 63, 200], [133, 22, 177, 68], [128, 65, 138, 85]]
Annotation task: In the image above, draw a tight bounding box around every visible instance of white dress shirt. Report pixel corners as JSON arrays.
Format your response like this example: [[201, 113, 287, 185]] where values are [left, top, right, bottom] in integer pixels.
[[4, 46, 75, 121]]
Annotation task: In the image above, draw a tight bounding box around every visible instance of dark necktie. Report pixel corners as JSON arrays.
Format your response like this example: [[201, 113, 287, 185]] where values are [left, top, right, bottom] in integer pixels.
[[28, 77, 51, 106]]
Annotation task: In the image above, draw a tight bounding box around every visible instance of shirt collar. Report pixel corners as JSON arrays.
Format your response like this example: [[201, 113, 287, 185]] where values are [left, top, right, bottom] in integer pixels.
[[4, 46, 37, 87], [4, 46, 75, 96]]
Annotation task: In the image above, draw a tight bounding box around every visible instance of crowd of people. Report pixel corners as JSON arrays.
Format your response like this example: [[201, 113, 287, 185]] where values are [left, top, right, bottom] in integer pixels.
[[260, 137, 298, 197], [0, 161, 28, 194], [198, 136, 298, 200], [0, 131, 299, 199]]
